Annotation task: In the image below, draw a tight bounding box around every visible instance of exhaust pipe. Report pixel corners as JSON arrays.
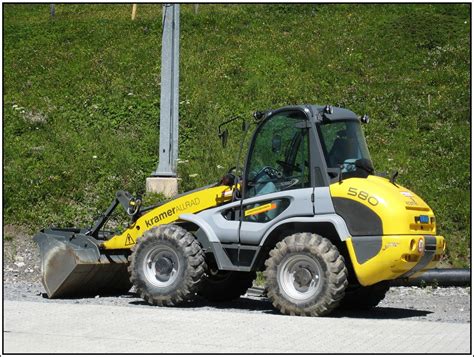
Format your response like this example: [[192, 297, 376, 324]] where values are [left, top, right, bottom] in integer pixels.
[[34, 229, 132, 298]]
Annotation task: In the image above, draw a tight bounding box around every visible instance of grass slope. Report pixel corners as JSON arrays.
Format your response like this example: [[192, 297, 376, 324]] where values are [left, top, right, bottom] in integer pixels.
[[3, 4, 470, 266]]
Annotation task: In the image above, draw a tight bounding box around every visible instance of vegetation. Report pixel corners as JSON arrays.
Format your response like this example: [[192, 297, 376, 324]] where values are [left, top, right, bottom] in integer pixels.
[[3, 4, 470, 266]]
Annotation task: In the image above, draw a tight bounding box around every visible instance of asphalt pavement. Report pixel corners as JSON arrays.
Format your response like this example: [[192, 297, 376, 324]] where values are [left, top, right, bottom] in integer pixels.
[[3, 300, 471, 354]]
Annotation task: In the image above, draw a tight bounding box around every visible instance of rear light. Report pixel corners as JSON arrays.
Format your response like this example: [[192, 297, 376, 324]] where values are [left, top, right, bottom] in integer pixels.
[[418, 238, 425, 253]]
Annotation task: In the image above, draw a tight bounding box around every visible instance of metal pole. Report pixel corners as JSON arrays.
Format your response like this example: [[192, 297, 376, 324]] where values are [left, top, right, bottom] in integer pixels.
[[50, 4, 55, 17], [153, 4, 180, 177]]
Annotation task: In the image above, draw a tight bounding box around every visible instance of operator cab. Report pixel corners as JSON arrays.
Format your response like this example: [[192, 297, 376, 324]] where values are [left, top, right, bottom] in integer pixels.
[[243, 105, 374, 198]]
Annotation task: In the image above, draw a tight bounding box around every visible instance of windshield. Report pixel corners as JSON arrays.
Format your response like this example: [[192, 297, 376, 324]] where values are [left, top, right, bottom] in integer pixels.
[[318, 120, 372, 172]]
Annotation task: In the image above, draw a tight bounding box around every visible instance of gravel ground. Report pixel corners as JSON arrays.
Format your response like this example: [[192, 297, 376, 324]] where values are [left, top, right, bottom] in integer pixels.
[[3, 225, 42, 284], [3, 226, 471, 323]]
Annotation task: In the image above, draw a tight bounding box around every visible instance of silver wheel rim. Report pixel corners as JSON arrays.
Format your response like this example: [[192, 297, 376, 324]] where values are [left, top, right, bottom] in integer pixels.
[[278, 254, 323, 303], [143, 246, 180, 288]]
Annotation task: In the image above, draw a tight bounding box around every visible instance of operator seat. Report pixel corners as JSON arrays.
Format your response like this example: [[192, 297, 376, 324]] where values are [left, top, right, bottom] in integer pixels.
[[328, 136, 358, 167]]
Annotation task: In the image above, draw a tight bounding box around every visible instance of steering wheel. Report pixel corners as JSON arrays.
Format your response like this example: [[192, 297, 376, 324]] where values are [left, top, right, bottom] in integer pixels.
[[252, 166, 282, 183], [276, 177, 300, 190]]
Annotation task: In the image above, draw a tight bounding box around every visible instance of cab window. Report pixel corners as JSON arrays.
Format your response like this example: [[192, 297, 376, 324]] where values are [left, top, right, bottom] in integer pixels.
[[245, 111, 311, 198]]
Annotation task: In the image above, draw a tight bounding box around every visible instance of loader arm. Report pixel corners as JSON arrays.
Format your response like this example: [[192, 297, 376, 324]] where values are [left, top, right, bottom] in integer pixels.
[[101, 185, 234, 250], [34, 184, 235, 298]]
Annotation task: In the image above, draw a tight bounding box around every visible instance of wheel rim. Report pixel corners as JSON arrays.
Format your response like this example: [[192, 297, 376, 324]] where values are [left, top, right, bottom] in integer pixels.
[[278, 253, 323, 303], [143, 246, 180, 288]]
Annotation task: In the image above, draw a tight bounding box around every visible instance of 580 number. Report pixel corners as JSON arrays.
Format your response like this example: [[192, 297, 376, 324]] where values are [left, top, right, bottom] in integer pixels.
[[348, 187, 379, 206]]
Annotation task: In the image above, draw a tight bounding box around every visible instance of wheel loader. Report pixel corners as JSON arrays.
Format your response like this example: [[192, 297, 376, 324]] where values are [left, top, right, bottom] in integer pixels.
[[34, 104, 446, 316]]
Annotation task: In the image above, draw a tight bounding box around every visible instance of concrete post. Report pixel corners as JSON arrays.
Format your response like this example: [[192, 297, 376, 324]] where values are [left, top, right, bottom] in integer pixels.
[[146, 4, 180, 197]]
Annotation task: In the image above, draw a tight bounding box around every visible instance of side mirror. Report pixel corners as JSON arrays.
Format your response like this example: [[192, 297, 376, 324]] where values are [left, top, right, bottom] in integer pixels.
[[272, 134, 282, 153], [219, 128, 229, 148], [217, 115, 249, 148]]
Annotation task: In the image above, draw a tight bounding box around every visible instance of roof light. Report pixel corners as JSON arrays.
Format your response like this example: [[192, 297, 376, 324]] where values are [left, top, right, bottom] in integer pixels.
[[253, 111, 265, 122], [324, 105, 333, 114]]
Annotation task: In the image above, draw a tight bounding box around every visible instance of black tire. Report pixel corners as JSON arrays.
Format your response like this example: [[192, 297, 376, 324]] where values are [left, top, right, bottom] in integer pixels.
[[339, 281, 390, 310], [128, 225, 206, 306], [264, 233, 348, 317], [199, 270, 256, 302]]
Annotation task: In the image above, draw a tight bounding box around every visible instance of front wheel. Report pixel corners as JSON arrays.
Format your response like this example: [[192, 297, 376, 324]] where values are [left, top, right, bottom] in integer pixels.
[[128, 225, 206, 306], [264, 233, 348, 316]]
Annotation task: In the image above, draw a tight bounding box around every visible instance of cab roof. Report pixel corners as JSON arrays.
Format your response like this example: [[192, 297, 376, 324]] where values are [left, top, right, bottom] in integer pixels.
[[268, 104, 359, 122]]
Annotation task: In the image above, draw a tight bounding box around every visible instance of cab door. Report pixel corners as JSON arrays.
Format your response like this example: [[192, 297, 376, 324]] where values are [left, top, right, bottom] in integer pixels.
[[238, 109, 316, 245]]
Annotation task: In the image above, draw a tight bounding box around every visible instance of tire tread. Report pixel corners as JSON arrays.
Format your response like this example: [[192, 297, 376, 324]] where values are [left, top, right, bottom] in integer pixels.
[[264, 232, 348, 317], [128, 224, 206, 307]]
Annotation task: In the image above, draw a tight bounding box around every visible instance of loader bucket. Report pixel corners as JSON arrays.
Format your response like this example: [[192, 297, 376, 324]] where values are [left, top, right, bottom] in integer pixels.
[[34, 230, 132, 298]]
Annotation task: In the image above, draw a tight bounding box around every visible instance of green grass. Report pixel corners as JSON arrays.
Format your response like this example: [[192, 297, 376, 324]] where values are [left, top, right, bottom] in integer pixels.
[[3, 4, 470, 266]]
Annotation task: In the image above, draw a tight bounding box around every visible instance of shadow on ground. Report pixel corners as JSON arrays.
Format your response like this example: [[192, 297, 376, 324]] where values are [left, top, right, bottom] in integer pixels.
[[25, 284, 434, 320], [26, 285, 433, 320], [128, 293, 432, 319], [129, 295, 279, 314], [333, 306, 432, 319]]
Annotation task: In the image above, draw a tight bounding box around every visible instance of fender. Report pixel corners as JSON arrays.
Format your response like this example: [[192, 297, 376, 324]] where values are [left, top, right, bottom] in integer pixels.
[[179, 213, 243, 271], [259, 213, 351, 247]]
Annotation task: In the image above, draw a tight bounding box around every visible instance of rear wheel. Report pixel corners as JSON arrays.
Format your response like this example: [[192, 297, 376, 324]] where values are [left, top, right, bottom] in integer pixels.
[[199, 269, 256, 302], [340, 281, 390, 309], [128, 225, 206, 306], [264, 233, 348, 316]]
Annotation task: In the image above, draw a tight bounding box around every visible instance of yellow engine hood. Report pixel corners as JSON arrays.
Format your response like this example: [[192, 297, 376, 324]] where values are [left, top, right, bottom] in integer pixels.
[[330, 175, 436, 236]]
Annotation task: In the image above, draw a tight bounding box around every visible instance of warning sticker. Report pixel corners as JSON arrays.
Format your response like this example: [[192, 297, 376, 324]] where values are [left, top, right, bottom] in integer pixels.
[[125, 233, 135, 246]]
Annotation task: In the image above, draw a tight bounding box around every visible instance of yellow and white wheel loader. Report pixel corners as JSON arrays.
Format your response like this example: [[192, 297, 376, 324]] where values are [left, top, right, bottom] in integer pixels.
[[34, 105, 446, 316]]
